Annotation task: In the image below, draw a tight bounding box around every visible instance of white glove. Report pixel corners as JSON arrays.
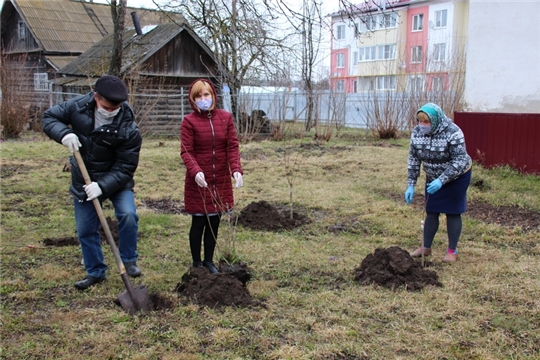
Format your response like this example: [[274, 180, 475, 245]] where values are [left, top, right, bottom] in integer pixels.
[[83, 182, 102, 201], [195, 172, 207, 187], [233, 172, 243, 188], [61, 133, 81, 153]]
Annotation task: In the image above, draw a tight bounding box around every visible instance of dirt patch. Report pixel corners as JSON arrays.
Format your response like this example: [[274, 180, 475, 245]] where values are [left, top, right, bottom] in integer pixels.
[[42, 237, 79, 247], [466, 202, 540, 232], [386, 192, 539, 233], [142, 198, 185, 215], [237, 200, 310, 231], [175, 262, 263, 308], [354, 246, 443, 292]]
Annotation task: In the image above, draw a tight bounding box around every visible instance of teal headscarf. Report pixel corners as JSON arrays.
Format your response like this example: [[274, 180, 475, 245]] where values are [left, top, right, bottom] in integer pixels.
[[417, 103, 446, 130]]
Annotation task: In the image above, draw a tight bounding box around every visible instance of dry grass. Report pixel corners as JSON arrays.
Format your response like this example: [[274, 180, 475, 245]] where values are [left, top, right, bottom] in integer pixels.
[[1, 132, 539, 359]]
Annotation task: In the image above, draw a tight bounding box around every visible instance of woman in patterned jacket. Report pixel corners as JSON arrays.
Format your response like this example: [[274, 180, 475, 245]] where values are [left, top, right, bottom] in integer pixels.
[[404, 103, 472, 262]]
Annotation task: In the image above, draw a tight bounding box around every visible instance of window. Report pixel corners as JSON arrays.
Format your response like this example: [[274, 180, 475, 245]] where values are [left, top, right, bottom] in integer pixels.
[[18, 22, 26, 40], [411, 46, 422, 63], [354, 23, 360, 38], [378, 44, 396, 60], [412, 14, 423, 31], [359, 13, 398, 32], [336, 25, 345, 40], [353, 51, 358, 65], [360, 46, 376, 61], [336, 81, 345, 92], [435, 9, 447, 28], [360, 44, 396, 61], [34, 73, 49, 91], [433, 43, 446, 62], [377, 76, 396, 90], [432, 77, 443, 92], [337, 53, 345, 68], [382, 13, 397, 28], [353, 80, 358, 93], [410, 76, 424, 92]]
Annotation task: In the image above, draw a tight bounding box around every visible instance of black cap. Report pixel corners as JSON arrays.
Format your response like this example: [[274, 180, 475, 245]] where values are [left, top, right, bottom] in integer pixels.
[[94, 75, 128, 103]]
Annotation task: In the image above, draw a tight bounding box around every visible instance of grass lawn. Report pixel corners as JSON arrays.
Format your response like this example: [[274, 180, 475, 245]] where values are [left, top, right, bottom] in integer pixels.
[[1, 130, 539, 359]]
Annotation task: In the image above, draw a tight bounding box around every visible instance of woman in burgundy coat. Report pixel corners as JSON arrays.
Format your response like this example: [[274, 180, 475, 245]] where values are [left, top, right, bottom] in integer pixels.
[[180, 79, 243, 273]]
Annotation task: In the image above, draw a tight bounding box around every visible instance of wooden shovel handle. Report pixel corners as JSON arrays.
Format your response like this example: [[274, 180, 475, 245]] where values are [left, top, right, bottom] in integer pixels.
[[73, 150, 127, 276]]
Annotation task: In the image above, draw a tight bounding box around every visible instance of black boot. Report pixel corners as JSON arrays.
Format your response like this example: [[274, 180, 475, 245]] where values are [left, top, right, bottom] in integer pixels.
[[124, 262, 142, 277], [203, 261, 219, 274], [192, 261, 203, 268], [74, 276, 105, 290]]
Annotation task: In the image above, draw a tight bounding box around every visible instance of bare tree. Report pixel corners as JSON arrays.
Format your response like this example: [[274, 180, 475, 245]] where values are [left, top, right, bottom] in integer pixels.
[[163, 0, 289, 123], [109, 0, 128, 76]]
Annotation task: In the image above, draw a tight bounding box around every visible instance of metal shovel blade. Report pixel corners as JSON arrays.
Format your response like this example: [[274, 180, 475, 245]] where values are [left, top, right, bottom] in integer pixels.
[[117, 284, 153, 314]]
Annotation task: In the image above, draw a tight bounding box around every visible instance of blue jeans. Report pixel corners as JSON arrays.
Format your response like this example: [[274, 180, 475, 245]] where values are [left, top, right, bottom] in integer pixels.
[[74, 189, 139, 279]]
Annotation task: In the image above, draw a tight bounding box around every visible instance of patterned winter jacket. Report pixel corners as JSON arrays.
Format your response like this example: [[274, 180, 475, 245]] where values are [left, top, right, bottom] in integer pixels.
[[407, 103, 472, 187], [180, 79, 243, 214], [42, 92, 142, 202]]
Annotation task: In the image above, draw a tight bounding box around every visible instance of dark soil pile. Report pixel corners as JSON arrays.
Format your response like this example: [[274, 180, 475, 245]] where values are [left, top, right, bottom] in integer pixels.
[[175, 262, 262, 308], [354, 246, 443, 292], [237, 200, 309, 231]]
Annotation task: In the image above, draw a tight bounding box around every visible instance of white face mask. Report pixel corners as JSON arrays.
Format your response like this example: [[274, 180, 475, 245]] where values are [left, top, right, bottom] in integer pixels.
[[97, 106, 120, 119]]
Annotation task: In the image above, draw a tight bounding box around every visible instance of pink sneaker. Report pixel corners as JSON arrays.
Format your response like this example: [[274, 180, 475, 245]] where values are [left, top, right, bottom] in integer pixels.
[[410, 247, 431, 257], [443, 251, 458, 262]]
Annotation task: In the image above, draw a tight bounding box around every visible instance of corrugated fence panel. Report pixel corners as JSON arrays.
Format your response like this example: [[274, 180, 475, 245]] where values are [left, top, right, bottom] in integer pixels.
[[454, 112, 540, 174]]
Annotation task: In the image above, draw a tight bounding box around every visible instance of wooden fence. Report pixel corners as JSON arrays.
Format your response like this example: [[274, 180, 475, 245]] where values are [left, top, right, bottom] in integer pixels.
[[454, 112, 540, 174]]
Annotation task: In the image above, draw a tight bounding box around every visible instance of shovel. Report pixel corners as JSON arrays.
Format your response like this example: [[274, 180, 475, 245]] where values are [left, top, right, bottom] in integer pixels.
[[73, 150, 152, 314]]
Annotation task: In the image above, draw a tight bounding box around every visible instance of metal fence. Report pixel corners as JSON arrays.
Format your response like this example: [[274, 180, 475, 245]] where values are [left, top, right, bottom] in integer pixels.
[[34, 88, 456, 136], [454, 112, 540, 174]]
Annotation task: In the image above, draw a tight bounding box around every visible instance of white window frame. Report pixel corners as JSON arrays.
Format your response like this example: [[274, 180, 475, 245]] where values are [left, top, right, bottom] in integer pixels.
[[359, 13, 398, 32], [376, 76, 396, 91], [432, 77, 443, 92], [359, 46, 376, 61], [433, 43, 446, 62], [409, 75, 425, 92], [337, 53, 345, 68], [353, 51, 358, 65], [378, 44, 396, 60], [411, 46, 422, 64], [336, 24, 345, 40], [435, 9, 447, 28], [353, 80, 358, 93], [360, 44, 396, 62], [336, 80, 345, 92], [412, 14, 423, 31], [34, 73, 49, 91]]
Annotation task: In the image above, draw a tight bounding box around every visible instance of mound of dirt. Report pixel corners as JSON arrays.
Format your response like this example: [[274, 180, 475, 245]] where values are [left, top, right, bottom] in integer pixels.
[[354, 246, 443, 292], [175, 262, 262, 308], [237, 200, 309, 231]]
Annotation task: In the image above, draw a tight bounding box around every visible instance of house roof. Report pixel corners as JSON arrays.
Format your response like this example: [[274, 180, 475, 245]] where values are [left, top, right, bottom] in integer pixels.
[[3, 0, 186, 54], [58, 22, 215, 77]]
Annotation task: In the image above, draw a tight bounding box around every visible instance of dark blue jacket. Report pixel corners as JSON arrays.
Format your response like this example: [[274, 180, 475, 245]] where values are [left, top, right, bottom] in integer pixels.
[[42, 92, 142, 202]]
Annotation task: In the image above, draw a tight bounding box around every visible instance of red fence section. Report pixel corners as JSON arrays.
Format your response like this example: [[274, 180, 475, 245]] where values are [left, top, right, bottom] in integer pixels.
[[454, 112, 540, 174]]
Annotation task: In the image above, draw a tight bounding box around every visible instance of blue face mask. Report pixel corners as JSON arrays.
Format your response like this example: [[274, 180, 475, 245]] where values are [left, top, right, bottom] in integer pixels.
[[418, 125, 432, 135], [195, 99, 212, 111]]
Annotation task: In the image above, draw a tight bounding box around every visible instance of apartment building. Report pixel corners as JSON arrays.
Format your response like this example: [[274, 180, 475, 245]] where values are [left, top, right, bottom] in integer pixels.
[[330, 0, 467, 94], [329, 0, 540, 113]]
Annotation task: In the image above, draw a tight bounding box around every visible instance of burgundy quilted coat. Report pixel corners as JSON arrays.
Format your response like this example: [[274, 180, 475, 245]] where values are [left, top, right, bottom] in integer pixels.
[[180, 79, 243, 214]]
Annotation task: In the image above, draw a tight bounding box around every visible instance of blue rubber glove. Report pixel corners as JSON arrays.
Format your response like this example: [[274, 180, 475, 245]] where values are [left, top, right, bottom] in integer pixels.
[[405, 186, 414, 204], [426, 179, 443, 194]]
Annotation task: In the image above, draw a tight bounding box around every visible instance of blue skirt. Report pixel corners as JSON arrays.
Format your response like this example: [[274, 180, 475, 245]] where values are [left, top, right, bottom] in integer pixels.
[[425, 169, 472, 214]]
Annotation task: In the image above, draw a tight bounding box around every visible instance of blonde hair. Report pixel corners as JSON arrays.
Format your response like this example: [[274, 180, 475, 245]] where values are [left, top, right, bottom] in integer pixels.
[[189, 80, 216, 111], [417, 111, 430, 123]]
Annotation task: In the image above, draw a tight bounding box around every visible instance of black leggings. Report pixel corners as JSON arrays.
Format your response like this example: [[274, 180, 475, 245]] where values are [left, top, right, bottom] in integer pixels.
[[423, 212, 462, 251], [189, 215, 221, 263]]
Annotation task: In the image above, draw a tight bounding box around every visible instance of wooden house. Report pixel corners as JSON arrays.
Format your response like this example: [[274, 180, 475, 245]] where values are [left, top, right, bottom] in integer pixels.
[[0, 0, 198, 133], [55, 21, 219, 135]]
